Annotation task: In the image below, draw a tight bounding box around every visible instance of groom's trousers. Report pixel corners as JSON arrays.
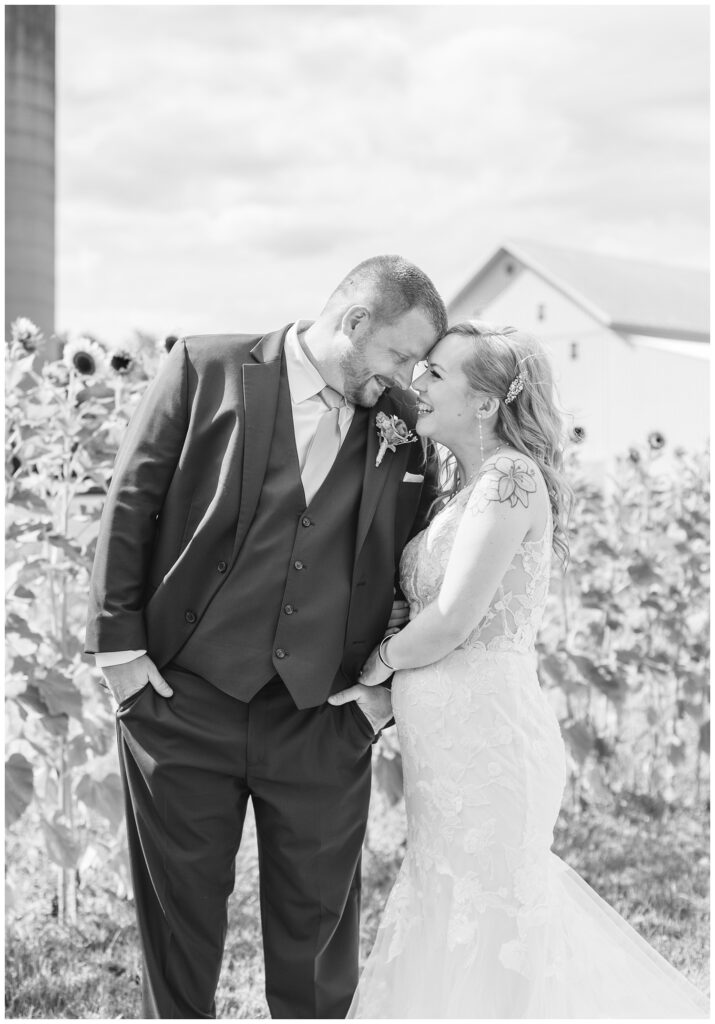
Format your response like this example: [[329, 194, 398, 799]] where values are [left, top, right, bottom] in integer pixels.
[[115, 665, 375, 1019]]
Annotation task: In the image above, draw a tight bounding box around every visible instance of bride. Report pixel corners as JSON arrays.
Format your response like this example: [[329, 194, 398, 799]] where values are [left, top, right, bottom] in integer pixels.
[[331, 321, 709, 1018]]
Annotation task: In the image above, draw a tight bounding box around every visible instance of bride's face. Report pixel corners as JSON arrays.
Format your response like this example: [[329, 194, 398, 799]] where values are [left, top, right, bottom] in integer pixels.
[[411, 334, 480, 445]]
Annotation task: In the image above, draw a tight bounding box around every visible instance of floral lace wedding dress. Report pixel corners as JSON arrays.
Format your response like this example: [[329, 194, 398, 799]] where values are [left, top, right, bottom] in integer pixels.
[[349, 482, 708, 1019]]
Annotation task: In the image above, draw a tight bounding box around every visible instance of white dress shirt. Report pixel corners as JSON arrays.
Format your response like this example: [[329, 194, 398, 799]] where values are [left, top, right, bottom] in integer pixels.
[[285, 319, 354, 467], [96, 321, 353, 669]]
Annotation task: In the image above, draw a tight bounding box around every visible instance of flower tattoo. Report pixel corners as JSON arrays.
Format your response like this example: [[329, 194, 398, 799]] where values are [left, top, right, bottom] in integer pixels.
[[471, 456, 537, 513]]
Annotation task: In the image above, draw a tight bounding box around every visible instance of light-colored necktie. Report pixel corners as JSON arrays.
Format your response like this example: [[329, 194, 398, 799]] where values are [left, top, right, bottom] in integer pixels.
[[301, 385, 343, 504]]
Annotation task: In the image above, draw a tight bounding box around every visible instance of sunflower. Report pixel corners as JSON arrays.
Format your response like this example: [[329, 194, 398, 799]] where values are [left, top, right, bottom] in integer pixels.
[[43, 362, 70, 388], [108, 347, 135, 376], [10, 317, 41, 353], [647, 431, 666, 451], [62, 336, 107, 378]]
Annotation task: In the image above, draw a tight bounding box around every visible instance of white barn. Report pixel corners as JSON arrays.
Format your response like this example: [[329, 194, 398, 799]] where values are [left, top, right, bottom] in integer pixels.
[[447, 240, 709, 464]]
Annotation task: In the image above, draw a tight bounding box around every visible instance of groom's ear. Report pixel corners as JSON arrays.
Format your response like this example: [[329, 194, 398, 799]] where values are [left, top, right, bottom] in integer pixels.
[[341, 304, 371, 338]]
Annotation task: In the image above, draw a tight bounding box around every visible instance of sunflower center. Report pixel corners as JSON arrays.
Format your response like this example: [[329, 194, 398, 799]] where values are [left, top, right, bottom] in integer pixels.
[[73, 352, 96, 375], [111, 354, 132, 374]]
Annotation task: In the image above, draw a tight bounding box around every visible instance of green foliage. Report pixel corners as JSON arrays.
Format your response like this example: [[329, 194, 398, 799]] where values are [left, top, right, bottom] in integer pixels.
[[537, 445, 710, 810], [5, 321, 161, 920], [6, 753, 34, 827], [551, 799, 709, 991]]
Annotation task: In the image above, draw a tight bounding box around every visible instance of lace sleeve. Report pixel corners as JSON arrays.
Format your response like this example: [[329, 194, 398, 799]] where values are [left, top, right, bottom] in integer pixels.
[[435, 456, 537, 629], [381, 455, 545, 671]]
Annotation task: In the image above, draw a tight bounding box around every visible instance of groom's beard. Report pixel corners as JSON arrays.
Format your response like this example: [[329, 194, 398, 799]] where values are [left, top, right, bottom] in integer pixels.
[[340, 338, 394, 408]]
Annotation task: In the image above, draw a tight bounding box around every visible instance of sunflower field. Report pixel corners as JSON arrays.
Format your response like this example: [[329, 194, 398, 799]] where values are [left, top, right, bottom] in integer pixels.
[[5, 319, 709, 1016]]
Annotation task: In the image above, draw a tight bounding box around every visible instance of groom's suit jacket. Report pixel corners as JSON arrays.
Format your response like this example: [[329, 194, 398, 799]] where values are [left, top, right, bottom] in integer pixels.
[[85, 325, 436, 708]]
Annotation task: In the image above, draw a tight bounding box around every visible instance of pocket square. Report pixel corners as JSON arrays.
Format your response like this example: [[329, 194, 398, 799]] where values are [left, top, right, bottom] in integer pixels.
[[402, 472, 425, 483]]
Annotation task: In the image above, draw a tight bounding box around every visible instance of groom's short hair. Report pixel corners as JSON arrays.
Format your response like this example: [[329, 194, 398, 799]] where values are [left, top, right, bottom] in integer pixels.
[[324, 255, 448, 337]]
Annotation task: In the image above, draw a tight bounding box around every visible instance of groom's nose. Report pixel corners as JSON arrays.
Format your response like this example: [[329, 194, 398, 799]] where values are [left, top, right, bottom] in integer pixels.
[[393, 365, 414, 390]]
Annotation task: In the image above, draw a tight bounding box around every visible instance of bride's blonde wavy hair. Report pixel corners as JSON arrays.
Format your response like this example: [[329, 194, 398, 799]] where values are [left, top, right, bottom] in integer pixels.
[[432, 320, 573, 567]]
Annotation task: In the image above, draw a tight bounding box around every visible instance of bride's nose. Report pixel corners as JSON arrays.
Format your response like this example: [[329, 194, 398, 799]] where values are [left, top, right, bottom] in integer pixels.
[[411, 370, 428, 392]]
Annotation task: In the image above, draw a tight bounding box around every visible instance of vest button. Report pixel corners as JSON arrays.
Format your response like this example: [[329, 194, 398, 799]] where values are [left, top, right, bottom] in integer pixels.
[[275, 648, 288, 659], [217, 561, 227, 573], [301, 516, 312, 527], [185, 610, 197, 624], [294, 560, 305, 570], [284, 604, 295, 615]]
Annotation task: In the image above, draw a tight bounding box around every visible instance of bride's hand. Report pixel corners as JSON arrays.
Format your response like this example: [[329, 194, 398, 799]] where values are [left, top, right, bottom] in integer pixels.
[[357, 630, 399, 687]]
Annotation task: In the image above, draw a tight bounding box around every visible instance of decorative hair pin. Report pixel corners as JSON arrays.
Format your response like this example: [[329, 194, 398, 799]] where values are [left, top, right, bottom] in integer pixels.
[[504, 373, 525, 404]]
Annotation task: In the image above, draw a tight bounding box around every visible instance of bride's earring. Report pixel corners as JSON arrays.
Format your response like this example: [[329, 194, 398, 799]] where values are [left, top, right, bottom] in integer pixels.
[[477, 411, 485, 463]]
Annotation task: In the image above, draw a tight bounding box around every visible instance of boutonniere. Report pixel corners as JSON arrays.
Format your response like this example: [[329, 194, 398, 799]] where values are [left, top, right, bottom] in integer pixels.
[[375, 412, 417, 467]]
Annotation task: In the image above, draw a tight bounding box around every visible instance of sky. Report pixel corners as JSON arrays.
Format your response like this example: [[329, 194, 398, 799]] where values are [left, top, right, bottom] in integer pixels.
[[56, 4, 709, 345]]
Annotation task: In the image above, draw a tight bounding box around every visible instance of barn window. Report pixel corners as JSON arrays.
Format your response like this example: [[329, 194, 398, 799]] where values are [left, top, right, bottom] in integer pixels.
[[537, 304, 546, 321], [570, 341, 579, 360], [505, 262, 514, 275]]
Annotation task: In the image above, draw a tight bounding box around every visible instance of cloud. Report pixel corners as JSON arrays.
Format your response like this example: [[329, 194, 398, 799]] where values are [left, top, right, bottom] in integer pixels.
[[54, 5, 708, 343]]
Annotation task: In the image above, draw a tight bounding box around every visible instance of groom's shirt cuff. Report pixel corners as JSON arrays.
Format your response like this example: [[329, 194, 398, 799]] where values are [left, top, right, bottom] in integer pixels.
[[95, 649, 146, 668]]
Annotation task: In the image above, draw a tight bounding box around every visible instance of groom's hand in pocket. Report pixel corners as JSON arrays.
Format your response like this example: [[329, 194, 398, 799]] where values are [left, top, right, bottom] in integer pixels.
[[100, 654, 173, 708], [328, 683, 392, 733]]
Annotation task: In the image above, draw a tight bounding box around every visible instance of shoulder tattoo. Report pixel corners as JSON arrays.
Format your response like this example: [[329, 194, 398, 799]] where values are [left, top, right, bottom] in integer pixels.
[[469, 456, 537, 515]]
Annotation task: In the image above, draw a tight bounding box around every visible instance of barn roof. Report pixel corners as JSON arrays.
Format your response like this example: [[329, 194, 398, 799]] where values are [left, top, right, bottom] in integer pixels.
[[449, 239, 709, 342]]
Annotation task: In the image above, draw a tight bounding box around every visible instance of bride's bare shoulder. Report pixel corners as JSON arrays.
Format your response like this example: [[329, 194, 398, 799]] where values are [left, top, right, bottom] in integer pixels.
[[478, 448, 544, 487], [470, 448, 547, 521]]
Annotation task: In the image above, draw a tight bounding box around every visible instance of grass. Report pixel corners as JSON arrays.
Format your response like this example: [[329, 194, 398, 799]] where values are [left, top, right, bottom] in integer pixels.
[[6, 793, 709, 1018], [551, 793, 710, 993]]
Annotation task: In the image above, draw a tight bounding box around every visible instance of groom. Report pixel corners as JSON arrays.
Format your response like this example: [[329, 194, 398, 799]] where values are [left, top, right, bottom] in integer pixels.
[[85, 255, 446, 1018]]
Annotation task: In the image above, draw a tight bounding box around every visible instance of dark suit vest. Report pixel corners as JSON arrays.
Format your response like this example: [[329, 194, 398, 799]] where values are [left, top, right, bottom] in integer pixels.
[[174, 356, 368, 708]]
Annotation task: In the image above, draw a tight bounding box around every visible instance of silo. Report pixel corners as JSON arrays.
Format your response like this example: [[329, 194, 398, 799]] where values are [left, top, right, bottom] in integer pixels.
[[5, 5, 56, 349]]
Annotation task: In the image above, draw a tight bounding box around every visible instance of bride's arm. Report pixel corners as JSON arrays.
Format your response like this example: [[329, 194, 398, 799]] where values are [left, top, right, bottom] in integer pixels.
[[361, 455, 542, 683]]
